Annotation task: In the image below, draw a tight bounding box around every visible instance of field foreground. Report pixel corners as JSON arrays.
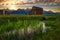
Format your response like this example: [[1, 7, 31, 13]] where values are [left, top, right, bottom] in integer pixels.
[[0, 14, 60, 40]]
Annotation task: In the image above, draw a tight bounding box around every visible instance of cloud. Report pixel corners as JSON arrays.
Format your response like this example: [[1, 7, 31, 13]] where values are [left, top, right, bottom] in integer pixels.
[[0, 0, 10, 2], [0, 0, 3, 2]]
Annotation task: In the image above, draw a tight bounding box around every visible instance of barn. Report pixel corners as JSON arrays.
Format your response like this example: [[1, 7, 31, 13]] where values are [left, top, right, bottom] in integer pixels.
[[30, 6, 43, 15]]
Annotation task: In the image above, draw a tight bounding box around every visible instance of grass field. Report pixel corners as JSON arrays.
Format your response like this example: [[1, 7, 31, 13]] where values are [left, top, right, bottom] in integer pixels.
[[0, 14, 60, 40]]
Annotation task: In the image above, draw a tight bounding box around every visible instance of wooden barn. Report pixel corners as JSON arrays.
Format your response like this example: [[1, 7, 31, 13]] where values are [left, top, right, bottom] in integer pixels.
[[0, 10, 3, 14], [30, 6, 43, 15]]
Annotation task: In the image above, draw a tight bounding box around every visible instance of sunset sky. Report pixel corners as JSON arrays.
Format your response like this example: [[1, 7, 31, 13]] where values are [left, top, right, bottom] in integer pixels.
[[0, 0, 60, 12]]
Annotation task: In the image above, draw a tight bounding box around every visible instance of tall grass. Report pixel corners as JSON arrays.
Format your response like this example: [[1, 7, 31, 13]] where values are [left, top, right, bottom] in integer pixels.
[[0, 14, 60, 40]]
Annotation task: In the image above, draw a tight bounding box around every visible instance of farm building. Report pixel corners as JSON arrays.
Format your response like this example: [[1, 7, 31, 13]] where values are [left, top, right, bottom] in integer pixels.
[[0, 9, 10, 14], [30, 6, 43, 15], [0, 10, 3, 14]]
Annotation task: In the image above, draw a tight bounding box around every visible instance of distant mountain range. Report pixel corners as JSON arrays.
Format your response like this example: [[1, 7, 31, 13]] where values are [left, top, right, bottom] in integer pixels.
[[56, 12, 60, 14], [43, 11, 54, 14], [10, 9, 60, 14], [43, 11, 60, 14]]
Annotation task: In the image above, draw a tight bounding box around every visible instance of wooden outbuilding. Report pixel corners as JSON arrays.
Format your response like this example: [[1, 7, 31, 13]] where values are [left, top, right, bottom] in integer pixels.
[[30, 6, 43, 15]]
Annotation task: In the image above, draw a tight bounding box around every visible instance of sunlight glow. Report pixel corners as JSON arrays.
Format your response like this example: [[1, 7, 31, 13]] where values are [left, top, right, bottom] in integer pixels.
[[1, 0, 19, 10], [8, 5, 17, 10], [7, 1, 17, 10]]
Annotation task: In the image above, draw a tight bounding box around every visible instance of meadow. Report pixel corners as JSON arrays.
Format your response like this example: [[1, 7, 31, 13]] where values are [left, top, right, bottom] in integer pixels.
[[0, 14, 60, 40]]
